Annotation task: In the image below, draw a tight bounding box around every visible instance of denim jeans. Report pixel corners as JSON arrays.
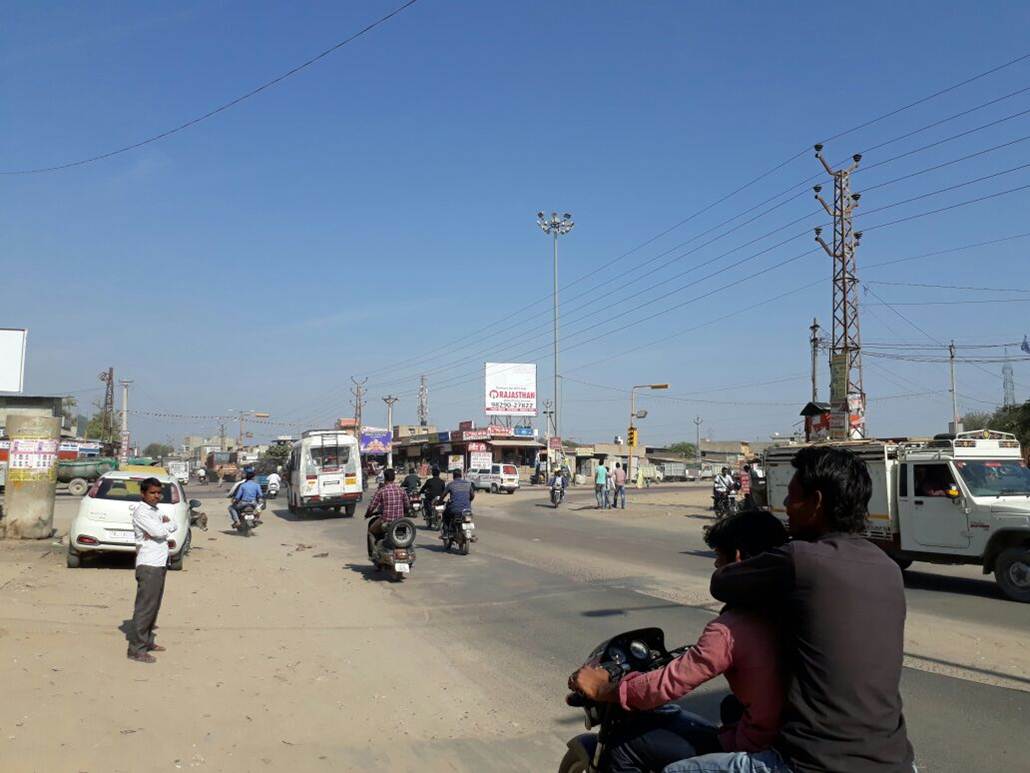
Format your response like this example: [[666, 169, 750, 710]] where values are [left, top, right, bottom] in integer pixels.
[[595, 483, 607, 508], [614, 484, 626, 508], [663, 748, 789, 773]]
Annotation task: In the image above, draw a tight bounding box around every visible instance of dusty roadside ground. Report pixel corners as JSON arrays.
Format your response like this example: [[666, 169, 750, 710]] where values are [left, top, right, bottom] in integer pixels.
[[0, 496, 560, 772]]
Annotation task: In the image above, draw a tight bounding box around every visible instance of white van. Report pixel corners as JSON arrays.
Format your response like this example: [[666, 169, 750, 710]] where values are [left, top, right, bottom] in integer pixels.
[[285, 430, 362, 516], [466, 463, 520, 494]]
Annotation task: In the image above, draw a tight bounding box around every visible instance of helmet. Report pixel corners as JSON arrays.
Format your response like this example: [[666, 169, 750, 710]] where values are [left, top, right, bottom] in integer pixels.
[[244, 466, 256, 479], [431, 466, 440, 476]]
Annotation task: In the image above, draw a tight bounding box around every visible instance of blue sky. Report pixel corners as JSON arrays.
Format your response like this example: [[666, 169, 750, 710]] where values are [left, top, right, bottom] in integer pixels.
[[3, 0, 1030, 446]]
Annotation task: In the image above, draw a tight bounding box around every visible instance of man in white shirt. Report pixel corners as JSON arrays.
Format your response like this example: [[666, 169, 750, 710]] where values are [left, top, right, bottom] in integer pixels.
[[128, 477, 177, 663]]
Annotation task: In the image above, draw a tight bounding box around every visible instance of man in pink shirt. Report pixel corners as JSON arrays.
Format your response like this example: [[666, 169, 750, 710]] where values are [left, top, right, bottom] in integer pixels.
[[569, 510, 788, 772], [612, 462, 628, 509]]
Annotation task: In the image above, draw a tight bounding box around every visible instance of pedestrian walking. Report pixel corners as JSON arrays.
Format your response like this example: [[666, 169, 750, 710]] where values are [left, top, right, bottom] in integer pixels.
[[739, 464, 754, 509], [594, 461, 609, 509], [127, 477, 176, 663], [612, 462, 627, 509], [605, 469, 615, 508]]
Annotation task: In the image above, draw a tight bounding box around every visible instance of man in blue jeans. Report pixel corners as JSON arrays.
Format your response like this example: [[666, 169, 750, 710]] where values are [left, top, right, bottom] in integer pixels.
[[665, 446, 914, 773], [594, 461, 609, 509]]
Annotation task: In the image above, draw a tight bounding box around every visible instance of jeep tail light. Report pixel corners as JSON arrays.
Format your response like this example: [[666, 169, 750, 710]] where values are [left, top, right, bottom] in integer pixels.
[[168, 540, 176, 549], [76, 535, 98, 545]]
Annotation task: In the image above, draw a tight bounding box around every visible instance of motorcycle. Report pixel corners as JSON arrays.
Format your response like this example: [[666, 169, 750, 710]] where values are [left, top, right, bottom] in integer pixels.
[[561, 627, 690, 773], [424, 497, 444, 530], [407, 489, 423, 518], [442, 507, 476, 555], [368, 516, 417, 581], [712, 490, 737, 519], [267, 480, 280, 499], [235, 501, 265, 536], [551, 481, 565, 508]]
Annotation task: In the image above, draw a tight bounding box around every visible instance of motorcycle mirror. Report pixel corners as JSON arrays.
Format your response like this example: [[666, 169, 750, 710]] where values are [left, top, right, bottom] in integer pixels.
[[188, 499, 202, 510]]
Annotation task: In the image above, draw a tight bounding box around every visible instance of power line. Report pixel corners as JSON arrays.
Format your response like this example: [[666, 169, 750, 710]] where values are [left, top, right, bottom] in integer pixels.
[[866, 281, 1030, 293], [1, 0, 422, 175]]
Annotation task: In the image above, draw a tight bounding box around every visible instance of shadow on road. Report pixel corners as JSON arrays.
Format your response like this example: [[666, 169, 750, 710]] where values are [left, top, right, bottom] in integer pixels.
[[271, 507, 348, 523], [76, 553, 135, 570], [679, 548, 716, 559], [581, 602, 687, 618], [902, 569, 1004, 601], [343, 562, 401, 582]]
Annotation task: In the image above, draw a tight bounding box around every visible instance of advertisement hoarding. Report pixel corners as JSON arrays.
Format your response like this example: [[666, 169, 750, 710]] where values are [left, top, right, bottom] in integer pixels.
[[469, 451, 492, 469], [359, 428, 393, 455], [0, 328, 28, 393], [447, 454, 465, 473], [485, 362, 537, 416]]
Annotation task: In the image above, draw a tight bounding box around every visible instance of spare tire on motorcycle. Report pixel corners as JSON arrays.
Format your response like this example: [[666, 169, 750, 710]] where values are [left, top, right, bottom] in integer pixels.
[[384, 518, 416, 549]]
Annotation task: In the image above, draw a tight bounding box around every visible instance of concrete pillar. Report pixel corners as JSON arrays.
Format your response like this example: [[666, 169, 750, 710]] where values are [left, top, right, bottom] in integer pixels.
[[2, 414, 60, 539]]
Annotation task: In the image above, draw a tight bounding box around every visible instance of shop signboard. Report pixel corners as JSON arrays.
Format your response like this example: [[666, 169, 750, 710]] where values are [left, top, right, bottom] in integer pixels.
[[458, 420, 475, 431], [462, 430, 491, 441], [487, 424, 513, 436], [437, 432, 450, 442], [485, 362, 537, 416], [549, 436, 562, 450], [513, 426, 536, 437], [469, 451, 492, 469], [829, 353, 847, 403], [359, 428, 393, 455], [447, 454, 465, 472], [467, 442, 488, 452]]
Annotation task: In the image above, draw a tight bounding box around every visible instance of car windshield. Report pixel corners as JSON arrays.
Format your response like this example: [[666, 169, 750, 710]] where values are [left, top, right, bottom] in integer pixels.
[[954, 459, 1030, 497], [503, 465, 517, 476], [92, 478, 180, 504]]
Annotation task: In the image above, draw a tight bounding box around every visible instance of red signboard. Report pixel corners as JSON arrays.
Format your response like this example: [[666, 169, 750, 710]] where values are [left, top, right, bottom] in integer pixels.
[[549, 436, 562, 450], [467, 442, 488, 452], [487, 424, 513, 437], [458, 420, 476, 431]]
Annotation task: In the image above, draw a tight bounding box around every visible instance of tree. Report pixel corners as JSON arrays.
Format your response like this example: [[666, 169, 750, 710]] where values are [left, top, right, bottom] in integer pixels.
[[263, 444, 290, 465], [667, 441, 698, 458], [962, 402, 1030, 448], [143, 443, 175, 459], [960, 411, 994, 432]]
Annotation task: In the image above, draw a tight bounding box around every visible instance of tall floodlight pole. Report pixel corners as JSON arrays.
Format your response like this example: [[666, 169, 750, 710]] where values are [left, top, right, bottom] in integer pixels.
[[119, 379, 133, 463], [628, 383, 668, 480], [537, 211, 575, 440], [383, 395, 399, 468], [814, 145, 865, 439]]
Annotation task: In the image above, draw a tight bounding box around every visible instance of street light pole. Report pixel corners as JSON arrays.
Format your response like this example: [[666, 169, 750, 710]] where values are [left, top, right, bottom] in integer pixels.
[[628, 383, 669, 480], [383, 395, 399, 468], [537, 211, 575, 440], [119, 379, 133, 464]]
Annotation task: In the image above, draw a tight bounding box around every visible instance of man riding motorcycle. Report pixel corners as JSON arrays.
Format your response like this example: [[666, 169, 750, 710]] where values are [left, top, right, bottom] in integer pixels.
[[401, 466, 422, 495], [440, 468, 475, 534], [713, 467, 735, 515], [549, 468, 567, 504], [228, 466, 264, 529], [365, 468, 411, 557], [419, 465, 447, 514]]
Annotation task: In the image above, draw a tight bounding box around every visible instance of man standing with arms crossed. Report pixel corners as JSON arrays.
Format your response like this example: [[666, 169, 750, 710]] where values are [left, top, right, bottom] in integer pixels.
[[127, 477, 176, 664]]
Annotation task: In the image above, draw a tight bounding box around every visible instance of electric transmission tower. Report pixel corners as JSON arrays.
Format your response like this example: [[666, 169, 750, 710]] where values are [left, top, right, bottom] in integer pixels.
[[417, 375, 429, 427], [1003, 347, 1016, 407], [351, 377, 367, 429], [814, 145, 866, 439], [98, 367, 115, 446]]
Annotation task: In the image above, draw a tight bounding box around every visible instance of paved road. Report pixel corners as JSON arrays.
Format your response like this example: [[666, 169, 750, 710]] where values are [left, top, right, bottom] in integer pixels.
[[298, 480, 1028, 772]]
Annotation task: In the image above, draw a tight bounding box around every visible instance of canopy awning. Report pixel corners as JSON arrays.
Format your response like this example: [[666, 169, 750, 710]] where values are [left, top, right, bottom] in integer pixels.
[[488, 439, 544, 448]]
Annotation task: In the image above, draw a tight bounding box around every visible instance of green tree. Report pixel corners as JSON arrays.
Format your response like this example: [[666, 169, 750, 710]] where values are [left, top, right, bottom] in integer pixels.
[[143, 443, 175, 459], [263, 444, 290, 465], [667, 441, 698, 457], [960, 411, 994, 432], [962, 402, 1030, 448]]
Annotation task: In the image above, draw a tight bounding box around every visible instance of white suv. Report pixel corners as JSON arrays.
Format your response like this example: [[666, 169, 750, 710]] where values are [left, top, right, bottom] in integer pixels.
[[466, 463, 520, 494], [67, 470, 200, 570]]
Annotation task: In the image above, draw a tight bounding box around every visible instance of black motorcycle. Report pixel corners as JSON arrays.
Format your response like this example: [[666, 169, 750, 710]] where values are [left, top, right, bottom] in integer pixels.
[[551, 481, 565, 508], [561, 627, 689, 773], [441, 507, 476, 555], [424, 497, 444, 530], [235, 501, 264, 536], [367, 516, 417, 581]]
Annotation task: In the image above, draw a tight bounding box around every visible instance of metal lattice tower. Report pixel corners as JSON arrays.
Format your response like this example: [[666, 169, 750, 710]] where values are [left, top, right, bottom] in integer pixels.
[[814, 145, 866, 439], [417, 375, 429, 427], [98, 367, 115, 445], [1003, 347, 1016, 407], [351, 377, 367, 429]]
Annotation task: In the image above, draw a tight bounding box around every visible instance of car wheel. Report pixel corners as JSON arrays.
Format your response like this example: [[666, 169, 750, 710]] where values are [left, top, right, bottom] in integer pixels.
[[490, 483, 499, 494], [995, 546, 1030, 603], [68, 478, 89, 497], [66, 547, 81, 568], [344, 504, 356, 518]]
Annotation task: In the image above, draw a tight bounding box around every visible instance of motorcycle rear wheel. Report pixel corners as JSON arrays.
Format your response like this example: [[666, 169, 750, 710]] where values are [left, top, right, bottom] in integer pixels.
[[443, 537, 452, 552], [558, 748, 589, 773], [461, 539, 470, 556]]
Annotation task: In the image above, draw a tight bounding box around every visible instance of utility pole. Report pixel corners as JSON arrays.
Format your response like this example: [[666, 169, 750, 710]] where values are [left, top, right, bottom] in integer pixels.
[[809, 318, 821, 403], [218, 421, 227, 452], [118, 379, 133, 464], [693, 416, 703, 463], [351, 377, 367, 430], [382, 395, 398, 468], [417, 375, 429, 427], [537, 211, 575, 439], [948, 341, 963, 433], [814, 145, 866, 439], [542, 399, 554, 476]]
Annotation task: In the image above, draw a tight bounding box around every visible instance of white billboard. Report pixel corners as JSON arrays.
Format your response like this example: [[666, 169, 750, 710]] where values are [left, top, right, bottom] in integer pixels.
[[0, 328, 27, 393], [485, 362, 537, 416]]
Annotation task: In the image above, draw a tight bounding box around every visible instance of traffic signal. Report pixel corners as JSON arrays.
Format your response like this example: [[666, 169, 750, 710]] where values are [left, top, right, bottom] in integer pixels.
[[628, 426, 638, 448]]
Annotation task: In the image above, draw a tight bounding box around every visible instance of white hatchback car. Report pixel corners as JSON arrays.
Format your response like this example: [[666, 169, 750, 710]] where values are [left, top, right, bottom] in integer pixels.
[[466, 463, 520, 494], [67, 470, 199, 570]]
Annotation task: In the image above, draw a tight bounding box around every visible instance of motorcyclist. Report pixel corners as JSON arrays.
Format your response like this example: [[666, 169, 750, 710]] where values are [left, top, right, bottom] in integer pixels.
[[401, 466, 421, 495], [549, 468, 567, 503], [196, 468, 207, 483], [228, 466, 264, 529], [266, 469, 282, 492], [419, 466, 447, 515], [365, 468, 411, 557], [713, 466, 735, 514], [440, 468, 475, 535]]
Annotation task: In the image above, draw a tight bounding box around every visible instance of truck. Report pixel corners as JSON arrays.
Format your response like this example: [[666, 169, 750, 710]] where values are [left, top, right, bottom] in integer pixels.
[[764, 430, 1030, 602], [657, 461, 689, 482], [205, 451, 238, 483]]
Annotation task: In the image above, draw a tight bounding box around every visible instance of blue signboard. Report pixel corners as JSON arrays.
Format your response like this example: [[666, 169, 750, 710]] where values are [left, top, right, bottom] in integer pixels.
[[437, 432, 450, 442], [513, 426, 535, 437], [360, 429, 393, 455]]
